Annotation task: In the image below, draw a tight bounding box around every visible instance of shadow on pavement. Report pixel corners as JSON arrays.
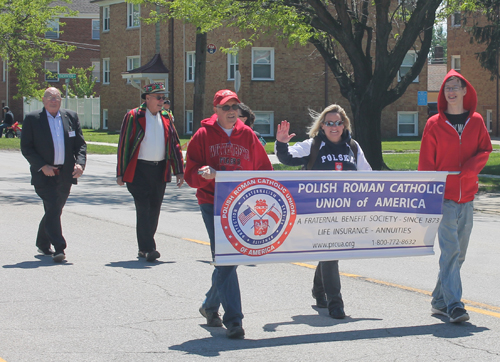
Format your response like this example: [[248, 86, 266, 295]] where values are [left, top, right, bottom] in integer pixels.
[[263, 314, 382, 332], [169, 323, 489, 357], [3, 255, 73, 268], [105, 260, 176, 269]]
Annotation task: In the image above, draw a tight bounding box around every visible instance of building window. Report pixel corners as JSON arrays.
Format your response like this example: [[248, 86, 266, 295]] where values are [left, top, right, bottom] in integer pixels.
[[399, 51, 419, 82], [127, 56, 140, 84], [398, 112, 418, 136], [103, 6, 110, 31], [186, 110, 193, 134], [45, 19, 59, 39], [452, 12, 461, 27], [103, 109, 108, 130], [2, 60, 6, 82], [103, 58, 110, 84], [487, 110, 493, 133], [227, 51, 239, 80], [92, 19, 100, 39], [186, 51, 195, 82], [252, 48, 274, 81], [253, 111, 274, 136], [92, 61, 100, 82], [127, 3, 140, 28], [451, 55, 461, 73], [45, 61, 59, 82]]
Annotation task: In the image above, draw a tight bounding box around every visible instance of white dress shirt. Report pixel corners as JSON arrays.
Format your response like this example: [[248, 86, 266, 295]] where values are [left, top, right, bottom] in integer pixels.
[[46, 110, 65, 165], [137, 109, 166, 161]]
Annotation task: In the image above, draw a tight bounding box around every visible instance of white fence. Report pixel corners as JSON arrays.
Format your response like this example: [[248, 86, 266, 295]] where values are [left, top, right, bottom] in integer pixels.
[[23, 96, 101, 129]]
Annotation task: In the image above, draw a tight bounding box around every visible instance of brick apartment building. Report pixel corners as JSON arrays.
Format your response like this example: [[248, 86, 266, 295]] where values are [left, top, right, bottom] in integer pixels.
[[0, 0, 100, 123], [95, 1, 428, 139], [447, 12, 499, 136]]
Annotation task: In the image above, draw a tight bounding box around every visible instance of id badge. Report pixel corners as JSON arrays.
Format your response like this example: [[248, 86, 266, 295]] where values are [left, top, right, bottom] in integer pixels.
[[69, 131, 76, 137]]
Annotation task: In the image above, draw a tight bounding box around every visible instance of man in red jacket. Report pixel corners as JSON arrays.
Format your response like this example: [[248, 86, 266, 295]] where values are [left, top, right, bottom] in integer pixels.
[[184, 89, 272, 339], [419, 70, 492, 323]]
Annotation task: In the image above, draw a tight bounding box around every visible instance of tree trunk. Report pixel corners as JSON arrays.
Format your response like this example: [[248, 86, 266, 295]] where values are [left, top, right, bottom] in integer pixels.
[[351, 99, 384, 170], [192, 31, 207, 133]]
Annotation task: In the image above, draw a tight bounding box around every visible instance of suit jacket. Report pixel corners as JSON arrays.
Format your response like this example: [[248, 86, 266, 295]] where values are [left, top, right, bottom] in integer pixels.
[[21, 108, 87, 187]]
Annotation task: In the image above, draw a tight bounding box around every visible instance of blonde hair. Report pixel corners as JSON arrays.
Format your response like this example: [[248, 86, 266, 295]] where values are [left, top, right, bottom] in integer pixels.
[[307, 104, 351, 138]]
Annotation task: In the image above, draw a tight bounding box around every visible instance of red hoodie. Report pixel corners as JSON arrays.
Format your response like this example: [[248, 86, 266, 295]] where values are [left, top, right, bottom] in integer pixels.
[[185, 114, 273, 205], [418, 70, 492, 203]]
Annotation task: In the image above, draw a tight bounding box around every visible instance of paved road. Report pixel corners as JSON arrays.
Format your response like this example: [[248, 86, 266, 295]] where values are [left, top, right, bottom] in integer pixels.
[[1, 151, 499, 362]]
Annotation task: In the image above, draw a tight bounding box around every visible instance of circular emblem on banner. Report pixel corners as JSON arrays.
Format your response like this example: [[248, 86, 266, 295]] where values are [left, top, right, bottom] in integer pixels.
[[207, 44, 217, 54], [220, 178, 296, 257]]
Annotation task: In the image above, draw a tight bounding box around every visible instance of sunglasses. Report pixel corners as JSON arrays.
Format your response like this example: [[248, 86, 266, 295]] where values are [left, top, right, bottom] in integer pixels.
[[324, 120, 344, 127], [216, 104, 239, 112], [150, 95, 167, 101]]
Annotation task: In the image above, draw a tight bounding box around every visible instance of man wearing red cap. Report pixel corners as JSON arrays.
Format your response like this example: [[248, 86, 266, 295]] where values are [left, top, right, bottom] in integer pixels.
[[185, 89, 272, 339], [117, 83, 184, 262]]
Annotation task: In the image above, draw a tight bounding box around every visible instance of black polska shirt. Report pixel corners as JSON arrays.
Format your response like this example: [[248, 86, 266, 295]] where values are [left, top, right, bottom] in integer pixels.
[[276, 130, 357, 171]]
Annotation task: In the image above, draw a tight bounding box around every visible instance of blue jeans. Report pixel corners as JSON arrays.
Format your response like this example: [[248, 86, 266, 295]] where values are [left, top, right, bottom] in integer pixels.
[[199, 203, 243, 327], [431, 199, 473, 314]]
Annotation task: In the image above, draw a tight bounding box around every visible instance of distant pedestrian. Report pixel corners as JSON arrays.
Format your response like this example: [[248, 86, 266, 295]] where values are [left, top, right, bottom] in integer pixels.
[[117, 83, 184, 262], [0, 106, 14, 137], [419, 70, 492, 323], [184, 89, 273, 339], [21, 87, 87, 262], [237, 103, 266, 146], [163, 99, 174, 123]]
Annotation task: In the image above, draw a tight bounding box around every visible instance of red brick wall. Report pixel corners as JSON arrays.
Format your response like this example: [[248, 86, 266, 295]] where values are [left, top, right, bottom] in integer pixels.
[[100, 3, 427, 141], [447, 16, 498, 136]]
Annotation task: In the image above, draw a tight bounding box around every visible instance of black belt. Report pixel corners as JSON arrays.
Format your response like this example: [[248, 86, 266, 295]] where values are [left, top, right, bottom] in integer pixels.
[[137, 159, 165, 166]]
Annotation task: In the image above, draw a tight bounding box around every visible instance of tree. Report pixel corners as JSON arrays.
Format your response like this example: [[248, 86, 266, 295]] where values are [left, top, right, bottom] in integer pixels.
[[0, 0, 76, 98], [62, 66, 97, 98], [137, 0, 443, 169], [467, 0, 500, 80], [430, 23, 447, 62]]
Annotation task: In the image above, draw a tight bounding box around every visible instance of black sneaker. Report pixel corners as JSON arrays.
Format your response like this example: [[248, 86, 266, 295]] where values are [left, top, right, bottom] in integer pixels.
[[146, 250, 160, 262], [199, 306, 223, 327], [52, 252, 66, 263], [431, 307, 448, 317], [138, 251, 147, 258], [226, 323, 245, 339], [449, 307, 469, 323], [37, 247, 55, 256], [329, 307, 346, 319]]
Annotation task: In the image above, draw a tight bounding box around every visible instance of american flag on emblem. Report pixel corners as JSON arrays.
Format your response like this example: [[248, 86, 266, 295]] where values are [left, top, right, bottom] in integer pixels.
[[267, 205, 282, 223], [238, 206, 256, 226]]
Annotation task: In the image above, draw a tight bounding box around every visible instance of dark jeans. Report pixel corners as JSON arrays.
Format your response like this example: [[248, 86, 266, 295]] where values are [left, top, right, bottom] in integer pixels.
[[199, 203, 243, 327], [312, 260, 344, 311], [0, 123, 9, 137], [34, 176, 72, 253], [126, 161, 167, 253]]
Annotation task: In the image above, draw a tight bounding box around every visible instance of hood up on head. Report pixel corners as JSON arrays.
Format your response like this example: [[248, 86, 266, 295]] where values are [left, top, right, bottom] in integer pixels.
[[437, 69, 477, 119]]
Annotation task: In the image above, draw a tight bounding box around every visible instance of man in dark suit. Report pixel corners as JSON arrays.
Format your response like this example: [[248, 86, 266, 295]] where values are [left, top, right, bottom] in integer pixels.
[[21, 87, 87, 262]]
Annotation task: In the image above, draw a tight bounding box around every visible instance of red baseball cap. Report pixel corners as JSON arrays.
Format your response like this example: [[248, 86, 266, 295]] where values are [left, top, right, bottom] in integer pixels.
[[213, 89, 240, 106]]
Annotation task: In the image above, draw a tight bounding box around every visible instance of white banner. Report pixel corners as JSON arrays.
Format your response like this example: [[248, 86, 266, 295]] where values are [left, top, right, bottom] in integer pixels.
[[214, 171, 448, 266]]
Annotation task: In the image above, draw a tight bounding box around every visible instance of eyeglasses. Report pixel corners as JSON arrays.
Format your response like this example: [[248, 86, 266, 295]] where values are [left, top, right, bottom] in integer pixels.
[[45, 96, 62, 102], [444, 86, 463, 93], [216, 104, 239, 112], [150, 95, 167, 101], [324, 120, 344, 127]]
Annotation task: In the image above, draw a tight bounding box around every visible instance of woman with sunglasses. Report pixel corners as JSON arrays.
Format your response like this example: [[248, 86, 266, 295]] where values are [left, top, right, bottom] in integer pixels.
[[275, 103, 371, 319]]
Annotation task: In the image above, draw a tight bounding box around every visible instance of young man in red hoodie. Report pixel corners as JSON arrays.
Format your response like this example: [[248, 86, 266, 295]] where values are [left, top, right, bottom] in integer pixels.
[[419, 70, 492, 323], [184, 89, 272, 339]]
